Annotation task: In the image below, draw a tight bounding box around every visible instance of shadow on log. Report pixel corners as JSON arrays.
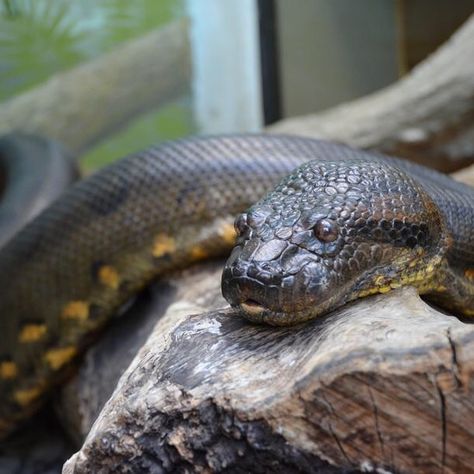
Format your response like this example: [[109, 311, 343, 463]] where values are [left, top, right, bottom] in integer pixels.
[[63, 262, 474, 473]]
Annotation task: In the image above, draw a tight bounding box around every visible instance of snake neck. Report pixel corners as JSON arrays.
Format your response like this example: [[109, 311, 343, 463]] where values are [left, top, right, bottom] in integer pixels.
[[423, 259, 474, 318]]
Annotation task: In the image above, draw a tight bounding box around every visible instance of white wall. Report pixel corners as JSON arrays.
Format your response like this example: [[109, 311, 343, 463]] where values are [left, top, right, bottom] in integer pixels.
[[187, 0, 263, 134]]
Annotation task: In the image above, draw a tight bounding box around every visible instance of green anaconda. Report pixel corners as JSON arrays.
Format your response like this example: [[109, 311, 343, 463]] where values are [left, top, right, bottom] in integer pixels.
[[0, 134, 473, 438]]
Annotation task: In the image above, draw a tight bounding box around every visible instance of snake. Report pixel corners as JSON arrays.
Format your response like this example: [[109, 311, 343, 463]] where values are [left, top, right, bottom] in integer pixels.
[[0, 133, 473, 439]]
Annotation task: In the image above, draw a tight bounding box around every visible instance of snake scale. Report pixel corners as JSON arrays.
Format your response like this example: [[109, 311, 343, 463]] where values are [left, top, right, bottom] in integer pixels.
[[0, 134, 473, 438]]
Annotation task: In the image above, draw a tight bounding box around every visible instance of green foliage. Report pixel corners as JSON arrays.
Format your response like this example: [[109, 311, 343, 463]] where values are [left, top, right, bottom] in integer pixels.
[[0, 0, 184, 101], [0, 0, 192, 170], [0, 0, 85, 100], [81, 98, 194, 173]]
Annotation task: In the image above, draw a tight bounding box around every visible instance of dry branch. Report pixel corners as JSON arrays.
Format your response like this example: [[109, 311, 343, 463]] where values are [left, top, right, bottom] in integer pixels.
[[63, 263, 474, 473], [0, 20, 191, 156], [269, 14, 474, 172]]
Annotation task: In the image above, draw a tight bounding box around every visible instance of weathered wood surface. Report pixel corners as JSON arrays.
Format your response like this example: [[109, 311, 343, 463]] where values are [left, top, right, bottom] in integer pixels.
[[57, 262, 226, 445], [0, 20, 190, 156], [269, 14, 474, 173], [63, 259, 474, 474]]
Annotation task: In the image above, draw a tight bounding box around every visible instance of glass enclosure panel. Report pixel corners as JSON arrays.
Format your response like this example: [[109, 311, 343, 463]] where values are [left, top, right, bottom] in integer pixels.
[[0, 0, 267, 171]]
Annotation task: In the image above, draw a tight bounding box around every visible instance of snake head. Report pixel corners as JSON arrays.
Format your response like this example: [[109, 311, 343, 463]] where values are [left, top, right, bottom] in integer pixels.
[[221, 159, 447, 325]]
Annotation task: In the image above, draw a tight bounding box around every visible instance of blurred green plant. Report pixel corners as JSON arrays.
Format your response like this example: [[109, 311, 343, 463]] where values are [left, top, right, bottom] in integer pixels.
[[0, 0, 193, 170], [81, 99, 194, 173], [0, 0, 85, 100]]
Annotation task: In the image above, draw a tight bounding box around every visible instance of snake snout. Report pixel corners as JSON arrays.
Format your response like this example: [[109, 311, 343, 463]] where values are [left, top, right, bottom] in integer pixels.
[[222, 241, 335, 325], [221, 254, 277, 312]]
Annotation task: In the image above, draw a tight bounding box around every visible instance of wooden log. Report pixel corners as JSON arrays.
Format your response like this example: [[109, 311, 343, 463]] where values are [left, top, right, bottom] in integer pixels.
[[56, 262, 226, 445], [62, 262, 474, 473], [0, 20, 191, 156], [269, 14, 474, 173]]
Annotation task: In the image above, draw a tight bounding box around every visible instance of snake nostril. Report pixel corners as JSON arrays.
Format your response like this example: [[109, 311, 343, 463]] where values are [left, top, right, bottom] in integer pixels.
[[231, 261, 247, 278]]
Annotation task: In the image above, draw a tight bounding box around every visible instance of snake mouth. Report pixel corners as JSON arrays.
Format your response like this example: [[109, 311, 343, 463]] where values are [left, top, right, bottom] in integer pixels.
[[222, 244, 338, 325], [240, 299, 266, 317], [237, 299, 318, 326]]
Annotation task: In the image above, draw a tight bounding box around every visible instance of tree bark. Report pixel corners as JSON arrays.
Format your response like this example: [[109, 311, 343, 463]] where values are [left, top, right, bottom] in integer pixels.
[[269, 14, 474, 173], [63, 262, 474, 474], [56, 262, 226, 446], [0, 20, 191, 156]]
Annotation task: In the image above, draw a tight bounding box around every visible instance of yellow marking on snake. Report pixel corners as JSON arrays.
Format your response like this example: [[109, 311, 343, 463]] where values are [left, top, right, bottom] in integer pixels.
[[61, 301, 89, 321], [190, 245, 208, 260], [374, 275, 386, 286], [14, 386, 42, 406], [44, 346, 77, 370], [18, 323, 47, 343], [98, 265, 120, 289], [465, 269, 474, 281], [152, 234, 176, 258], [357, 287, 380, 298], [218, 222, 237, 245], [0, 362, 17, 379], [357, 255, 446, 299]]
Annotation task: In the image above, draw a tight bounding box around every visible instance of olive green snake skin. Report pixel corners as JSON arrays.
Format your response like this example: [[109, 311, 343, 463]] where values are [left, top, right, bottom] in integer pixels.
[[0, 134, 473, 438]]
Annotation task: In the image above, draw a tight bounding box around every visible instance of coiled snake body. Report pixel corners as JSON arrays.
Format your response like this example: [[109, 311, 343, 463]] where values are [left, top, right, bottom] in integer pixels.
[[0, 134, 473, 437]]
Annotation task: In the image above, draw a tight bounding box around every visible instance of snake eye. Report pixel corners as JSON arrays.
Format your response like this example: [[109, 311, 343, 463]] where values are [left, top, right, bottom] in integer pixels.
[[314, 219, 339, 242], [234, 213, 248, 235]]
